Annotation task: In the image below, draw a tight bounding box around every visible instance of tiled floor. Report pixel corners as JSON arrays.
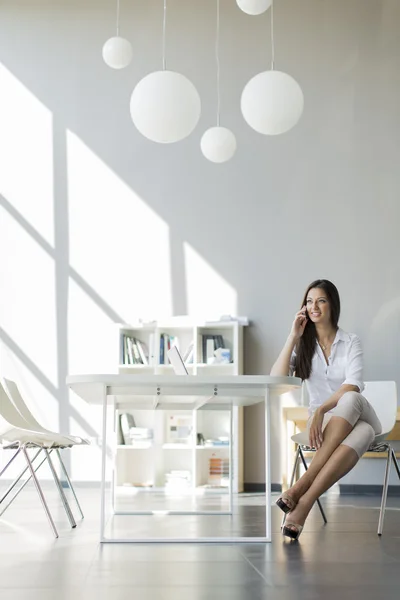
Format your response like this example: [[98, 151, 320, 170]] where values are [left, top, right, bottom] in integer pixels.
[[0, 486, 400, 599]]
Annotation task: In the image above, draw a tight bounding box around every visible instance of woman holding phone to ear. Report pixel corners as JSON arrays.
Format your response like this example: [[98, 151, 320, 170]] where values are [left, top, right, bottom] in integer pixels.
[[270, 279, 382, 541]]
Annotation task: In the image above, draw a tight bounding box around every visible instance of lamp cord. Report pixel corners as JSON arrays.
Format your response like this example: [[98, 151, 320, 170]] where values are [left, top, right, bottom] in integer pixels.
[[270, 0, 275, 70], [162, 0, 167, 70], [116, 0, 120, 37], [216, 0, 221, 126]]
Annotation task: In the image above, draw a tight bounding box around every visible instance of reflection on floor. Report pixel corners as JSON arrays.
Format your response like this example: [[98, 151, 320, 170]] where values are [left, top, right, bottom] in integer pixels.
[[0, 486, 400, 600]]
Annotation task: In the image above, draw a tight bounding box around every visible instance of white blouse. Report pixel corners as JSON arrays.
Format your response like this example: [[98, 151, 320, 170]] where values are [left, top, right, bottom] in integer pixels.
[[289, 328, 365, 415]]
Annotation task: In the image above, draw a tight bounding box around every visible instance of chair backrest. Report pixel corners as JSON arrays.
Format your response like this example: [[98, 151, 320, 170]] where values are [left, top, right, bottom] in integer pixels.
[[363, 381, 398, 436], [4, 379, 44, 432], [0, 380, 31, 429]]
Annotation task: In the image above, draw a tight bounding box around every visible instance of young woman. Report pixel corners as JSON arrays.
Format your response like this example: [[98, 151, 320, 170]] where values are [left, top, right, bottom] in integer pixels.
[[270, 279, 382, 541]]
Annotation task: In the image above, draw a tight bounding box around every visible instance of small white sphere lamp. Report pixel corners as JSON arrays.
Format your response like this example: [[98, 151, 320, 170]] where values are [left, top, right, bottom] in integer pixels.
[[102, 36, 133, 69], [201, 127, 237, 163], [236, 0, 272, 16], [130, 70, 201, 143], [241, 70, 304, 135]]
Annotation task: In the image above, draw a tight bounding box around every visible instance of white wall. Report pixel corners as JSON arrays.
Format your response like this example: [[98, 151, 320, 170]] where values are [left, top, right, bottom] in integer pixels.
[[1, 0, 400, 485]]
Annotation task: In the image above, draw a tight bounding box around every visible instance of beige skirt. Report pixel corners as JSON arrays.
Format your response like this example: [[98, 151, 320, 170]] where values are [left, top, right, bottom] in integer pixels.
[[307, 391, 382, 457]]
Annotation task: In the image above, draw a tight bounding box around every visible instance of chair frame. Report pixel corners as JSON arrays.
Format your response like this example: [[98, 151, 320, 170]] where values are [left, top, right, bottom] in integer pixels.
[[0, 442, 64, 537], [0, 379, 85, 536], [0, 442, 86, 530], [285, 441, 400, 535]]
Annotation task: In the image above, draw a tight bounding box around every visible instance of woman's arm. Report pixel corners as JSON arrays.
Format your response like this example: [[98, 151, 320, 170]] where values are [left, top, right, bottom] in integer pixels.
[[270, 307, 308, 376], [317, 383, 360, 415], [270, 334, 297, 376]]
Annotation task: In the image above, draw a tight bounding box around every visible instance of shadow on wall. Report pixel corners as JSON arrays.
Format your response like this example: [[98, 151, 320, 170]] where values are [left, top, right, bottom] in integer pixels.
[[364, 297, 400, 394]]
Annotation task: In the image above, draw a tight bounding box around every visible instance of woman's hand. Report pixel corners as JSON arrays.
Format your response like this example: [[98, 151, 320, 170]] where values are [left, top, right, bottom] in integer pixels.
[[289, 306, 308, 340], [309, 408, 324, 450]]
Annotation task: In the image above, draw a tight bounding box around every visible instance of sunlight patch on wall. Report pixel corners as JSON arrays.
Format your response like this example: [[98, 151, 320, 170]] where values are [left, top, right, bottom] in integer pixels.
[[67, 131, 172, 322], [0, 209, 58, 387], [183, 243, 237, 318], [0, 63, 54, 245], [68, 277, 117, 374]]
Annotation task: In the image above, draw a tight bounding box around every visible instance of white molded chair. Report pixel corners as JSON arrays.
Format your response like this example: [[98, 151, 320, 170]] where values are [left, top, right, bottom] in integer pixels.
[[3, 378, 87, 523], [0, 379, 86, 537], [287, 381, 400, 536]]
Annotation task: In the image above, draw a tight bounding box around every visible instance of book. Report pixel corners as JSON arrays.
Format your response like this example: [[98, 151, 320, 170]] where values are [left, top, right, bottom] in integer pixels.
[[120, 413, 136, 445]]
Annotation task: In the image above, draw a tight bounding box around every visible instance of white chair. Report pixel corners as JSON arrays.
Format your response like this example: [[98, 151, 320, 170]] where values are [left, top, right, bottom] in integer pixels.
[[3, 378, 88, 521], [287, 381, 400, 535], [0, 381, 80, 537]]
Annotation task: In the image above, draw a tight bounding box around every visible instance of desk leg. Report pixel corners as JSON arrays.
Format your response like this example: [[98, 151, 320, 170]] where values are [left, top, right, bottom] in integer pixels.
[[265, 389, 272, 542], [111, 398, 116, 515], [229, 406, 233, 515], [100, 384, 108, 542]]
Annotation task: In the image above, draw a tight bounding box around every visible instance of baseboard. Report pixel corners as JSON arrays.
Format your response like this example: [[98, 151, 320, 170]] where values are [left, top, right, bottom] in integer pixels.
[[339, 484, 400, 496], [243, 483, 281, 493], [0, 479, 106, 489]]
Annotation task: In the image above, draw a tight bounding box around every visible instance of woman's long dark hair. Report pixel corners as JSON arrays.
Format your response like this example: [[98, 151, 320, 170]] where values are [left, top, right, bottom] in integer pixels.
[[295, 279, 341, 381]]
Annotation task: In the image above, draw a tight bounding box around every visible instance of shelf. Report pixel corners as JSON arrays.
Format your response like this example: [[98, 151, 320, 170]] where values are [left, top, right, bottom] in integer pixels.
[[155, 365, 195, 375], [116, 317, 246, 494], [196, 363, 233, 368], [118, 364, 154, 371], [162, 443, 193, 450], [196, 445, 229, 450], [117, 443, 153, 450]]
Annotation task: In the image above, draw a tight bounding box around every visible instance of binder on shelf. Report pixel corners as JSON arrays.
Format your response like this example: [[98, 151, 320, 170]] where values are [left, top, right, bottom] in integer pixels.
[[120, 413, 136, 445]]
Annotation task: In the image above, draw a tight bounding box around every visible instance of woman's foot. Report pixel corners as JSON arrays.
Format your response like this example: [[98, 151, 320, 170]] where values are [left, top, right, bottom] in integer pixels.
[[276, 485, 302, 513], [282, 499, 310, 538], [276, 491, 297, 513], [282, 521, 303, 541]]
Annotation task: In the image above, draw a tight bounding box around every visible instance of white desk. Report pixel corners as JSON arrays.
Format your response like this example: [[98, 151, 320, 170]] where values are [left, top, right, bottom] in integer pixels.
[[66, 374, 301, 543]]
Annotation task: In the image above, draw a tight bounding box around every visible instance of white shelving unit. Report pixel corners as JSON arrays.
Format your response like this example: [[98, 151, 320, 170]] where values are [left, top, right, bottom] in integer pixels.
[[115, 317, 247, 495]]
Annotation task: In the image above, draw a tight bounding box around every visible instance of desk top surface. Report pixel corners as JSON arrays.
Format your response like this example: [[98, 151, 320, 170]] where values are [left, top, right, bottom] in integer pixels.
[[66, 374, 302, 407]]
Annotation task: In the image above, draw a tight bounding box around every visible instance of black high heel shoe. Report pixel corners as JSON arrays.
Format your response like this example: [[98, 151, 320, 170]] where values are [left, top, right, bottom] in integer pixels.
[[282, 522, 304, 541], [276, 492, 297, 514]]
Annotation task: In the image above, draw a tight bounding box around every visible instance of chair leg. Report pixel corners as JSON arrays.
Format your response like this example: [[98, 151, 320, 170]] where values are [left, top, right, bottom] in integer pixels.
[[282, 446, 301, 528], [391, 448, 400, 481], [55, 449, 84, 519], [377, 447, 392, 536], [0, 451, 48, 517], [44, 449, 76, 529], [22, 446, 59, 539], [299, 447, 328, 524], [0, 448, 43, 505], [0, 447, 22, 478]]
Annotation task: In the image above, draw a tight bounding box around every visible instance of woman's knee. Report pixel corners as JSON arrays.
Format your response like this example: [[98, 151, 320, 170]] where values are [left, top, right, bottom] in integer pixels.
[[337, 391, 363, 410], [333, 392, 364, 426], [341, 421, 376, 457]]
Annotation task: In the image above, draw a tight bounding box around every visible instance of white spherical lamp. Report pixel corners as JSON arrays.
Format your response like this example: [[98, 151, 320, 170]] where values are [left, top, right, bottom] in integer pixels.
[[236, 0, 272, 16], [130, 70, 201, 143], [241, 70, 304, 135], [201, 127, 237, 163], [102, 36, 132, 69]]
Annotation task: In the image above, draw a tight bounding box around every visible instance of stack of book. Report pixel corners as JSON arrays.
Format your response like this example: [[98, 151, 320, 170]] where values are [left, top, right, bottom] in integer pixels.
[[204, 437, 229, 447], [129, 427, 153, 448], [121, 335, 148, 365], [208, 457, 229, 487]]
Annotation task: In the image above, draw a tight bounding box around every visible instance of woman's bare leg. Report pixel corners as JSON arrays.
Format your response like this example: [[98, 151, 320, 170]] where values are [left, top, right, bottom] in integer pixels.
[[285, 444, 358, 531], [286, 416, 353, 502]]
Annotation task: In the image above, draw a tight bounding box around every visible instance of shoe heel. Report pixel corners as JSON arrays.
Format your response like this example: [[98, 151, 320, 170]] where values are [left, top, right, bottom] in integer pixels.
[[276, 498, 291, 514], [282, 524, 303, 541]]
